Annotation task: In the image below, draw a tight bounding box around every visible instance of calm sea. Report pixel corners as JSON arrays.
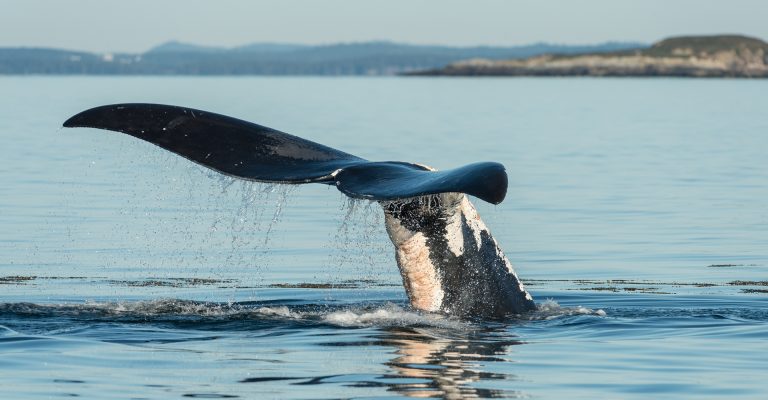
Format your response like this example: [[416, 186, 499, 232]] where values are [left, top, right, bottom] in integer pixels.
[[1, 76, 766, 399]]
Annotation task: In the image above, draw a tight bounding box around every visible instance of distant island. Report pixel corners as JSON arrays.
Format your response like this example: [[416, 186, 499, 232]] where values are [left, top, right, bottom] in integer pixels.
[[0, 41, 642, 76], [411, 35, 768, 78]]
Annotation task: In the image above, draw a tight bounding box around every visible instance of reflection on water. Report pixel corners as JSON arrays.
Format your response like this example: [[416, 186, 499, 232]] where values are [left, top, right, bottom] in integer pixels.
[[379, 327, 521, 398], [254, 327, 523, 399]]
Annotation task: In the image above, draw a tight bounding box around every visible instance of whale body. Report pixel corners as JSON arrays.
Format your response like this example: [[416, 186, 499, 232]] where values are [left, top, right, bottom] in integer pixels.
[[64, 103, 536, 318], [383, 193, 534, 317]]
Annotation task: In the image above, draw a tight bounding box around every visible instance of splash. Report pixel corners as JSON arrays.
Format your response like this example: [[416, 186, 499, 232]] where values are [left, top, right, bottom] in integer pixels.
[[529, 299, 607, 320], [251, 305, 299, 319], [321, 303, 468, 329], [249, 302, 469, 330], [0, 300, 470, 330]]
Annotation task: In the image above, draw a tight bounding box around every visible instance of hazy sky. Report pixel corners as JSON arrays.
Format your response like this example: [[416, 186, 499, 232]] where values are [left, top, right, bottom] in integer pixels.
[[2, 0, 766, 52]]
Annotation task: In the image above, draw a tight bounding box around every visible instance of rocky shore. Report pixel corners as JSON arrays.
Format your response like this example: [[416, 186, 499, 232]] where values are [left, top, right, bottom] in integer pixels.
[[411, 35, 768, 78]]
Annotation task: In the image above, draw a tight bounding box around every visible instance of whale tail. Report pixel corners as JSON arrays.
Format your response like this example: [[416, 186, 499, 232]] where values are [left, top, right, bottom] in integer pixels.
[[64, 103, 536, 318], [63, 103, 508, 204]]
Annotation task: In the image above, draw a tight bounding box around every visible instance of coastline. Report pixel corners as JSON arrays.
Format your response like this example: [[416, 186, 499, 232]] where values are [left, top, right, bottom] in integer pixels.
[[410, 35, 768, 78]]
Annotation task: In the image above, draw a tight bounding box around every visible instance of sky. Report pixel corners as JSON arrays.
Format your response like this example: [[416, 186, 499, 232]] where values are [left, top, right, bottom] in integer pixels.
[[1, 0, 766, 53]]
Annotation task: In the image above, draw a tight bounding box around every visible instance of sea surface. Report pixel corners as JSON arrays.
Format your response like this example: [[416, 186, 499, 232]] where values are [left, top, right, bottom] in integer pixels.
[[0, 76, 766, 399]]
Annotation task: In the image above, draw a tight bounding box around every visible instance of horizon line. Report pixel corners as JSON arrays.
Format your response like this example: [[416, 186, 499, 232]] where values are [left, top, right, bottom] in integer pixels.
[[2, 39, 652, 55], [2, 33, 763, 55]]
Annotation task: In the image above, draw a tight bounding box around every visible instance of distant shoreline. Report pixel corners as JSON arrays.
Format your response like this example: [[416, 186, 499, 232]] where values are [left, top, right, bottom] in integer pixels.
[[0, 41, 643, 76], [409, 35, 768, 78], [3, 35, 766, 78]]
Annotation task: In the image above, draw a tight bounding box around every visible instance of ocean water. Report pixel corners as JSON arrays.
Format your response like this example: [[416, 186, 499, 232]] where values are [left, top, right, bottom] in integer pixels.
[[0, 76, 766, 399]]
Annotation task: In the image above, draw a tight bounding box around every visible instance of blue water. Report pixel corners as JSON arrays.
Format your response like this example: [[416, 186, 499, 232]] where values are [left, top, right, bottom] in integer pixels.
[[1, 76, 766, 399]]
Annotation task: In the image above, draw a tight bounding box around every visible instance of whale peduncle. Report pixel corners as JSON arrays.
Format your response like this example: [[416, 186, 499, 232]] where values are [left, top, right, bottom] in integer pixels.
[[381, 193, 535, 318]]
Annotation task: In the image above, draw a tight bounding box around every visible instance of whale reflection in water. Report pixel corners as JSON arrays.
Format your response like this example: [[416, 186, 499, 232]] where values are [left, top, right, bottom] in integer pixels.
[[382, 327, 523, 398]]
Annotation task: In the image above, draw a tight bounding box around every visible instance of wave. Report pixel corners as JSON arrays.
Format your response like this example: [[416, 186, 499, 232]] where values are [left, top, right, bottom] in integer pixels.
[[0, 298, 606, 331]]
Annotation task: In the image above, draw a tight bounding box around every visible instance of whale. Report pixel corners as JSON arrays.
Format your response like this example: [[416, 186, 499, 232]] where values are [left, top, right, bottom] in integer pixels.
[[64, 103, 536, 318]]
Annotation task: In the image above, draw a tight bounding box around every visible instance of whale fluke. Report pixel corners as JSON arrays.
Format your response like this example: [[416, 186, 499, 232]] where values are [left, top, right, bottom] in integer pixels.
[[64, 104, 507, 204], [64, 103, 536, 318], [63, 103, 363, 183]]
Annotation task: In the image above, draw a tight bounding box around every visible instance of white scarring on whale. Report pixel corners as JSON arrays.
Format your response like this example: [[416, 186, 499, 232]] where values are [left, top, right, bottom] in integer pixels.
[[381, 193, 534, 318]]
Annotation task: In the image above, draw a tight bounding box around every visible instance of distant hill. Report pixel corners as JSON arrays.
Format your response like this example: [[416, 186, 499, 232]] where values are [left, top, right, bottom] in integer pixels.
[[645, 35, 768, 57], [0, 41, 645, 75], [145, 41, 229, 54], [146, 41, 310, 54], [414, 35, 768, 78]]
